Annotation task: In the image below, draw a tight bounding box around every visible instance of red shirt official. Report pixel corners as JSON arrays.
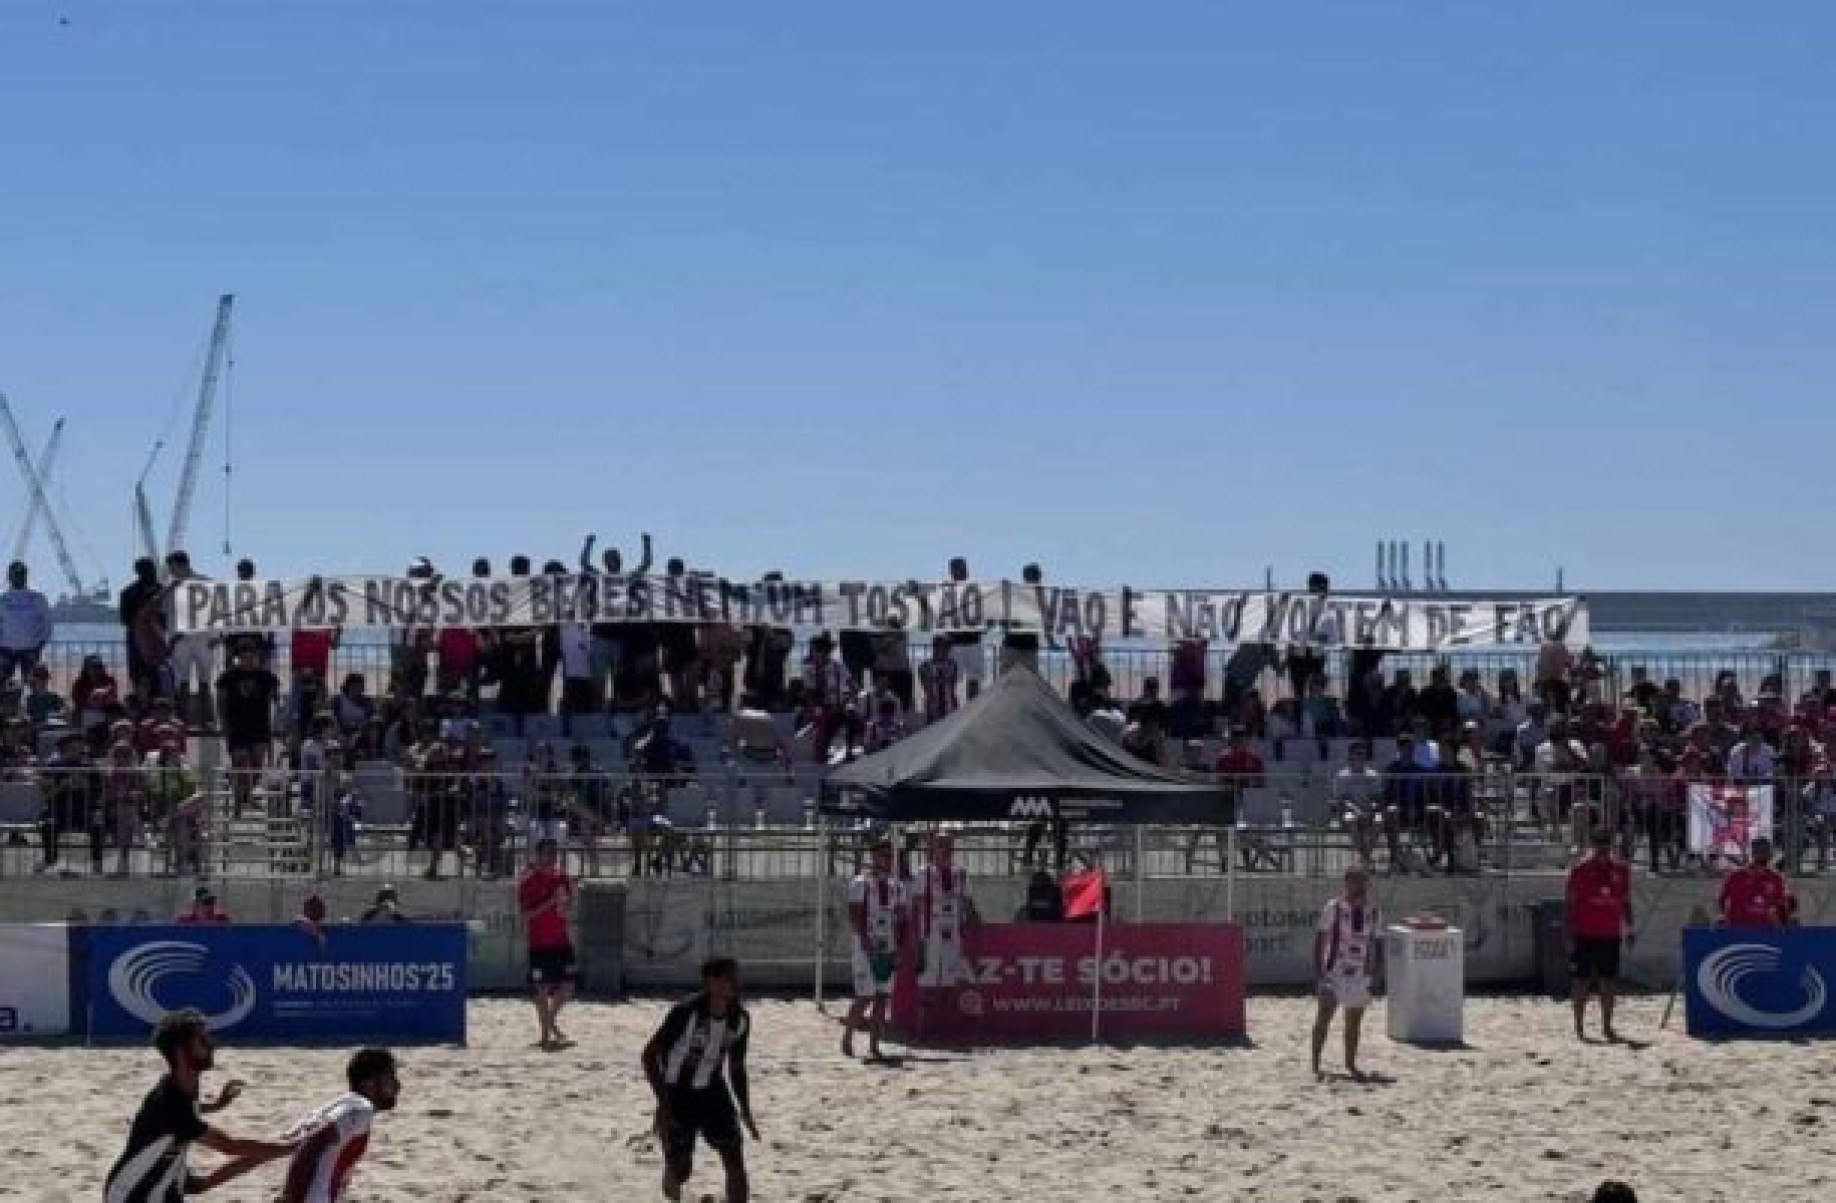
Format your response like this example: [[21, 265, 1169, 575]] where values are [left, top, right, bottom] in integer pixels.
[[1566, 854, 1631, 939], [1719, 865, 1790, 927], [518, 864, 574, 950]]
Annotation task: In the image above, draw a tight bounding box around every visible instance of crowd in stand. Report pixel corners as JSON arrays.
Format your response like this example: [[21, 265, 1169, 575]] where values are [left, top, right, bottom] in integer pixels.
[[0, 546, 1832, 882]]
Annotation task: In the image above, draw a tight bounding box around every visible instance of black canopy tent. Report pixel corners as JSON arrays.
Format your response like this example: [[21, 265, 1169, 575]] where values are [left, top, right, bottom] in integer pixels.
[[824, 667, 1223, 825]]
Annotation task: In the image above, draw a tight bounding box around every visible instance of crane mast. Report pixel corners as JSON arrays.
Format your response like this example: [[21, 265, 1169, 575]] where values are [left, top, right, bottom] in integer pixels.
[[10, 418, 64, 562], [164, 293, 233, 558], [0, 394, 86, 597]]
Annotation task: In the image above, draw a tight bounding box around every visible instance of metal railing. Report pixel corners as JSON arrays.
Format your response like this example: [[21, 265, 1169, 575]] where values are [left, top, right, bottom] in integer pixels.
[[7, 762, 1829, 885]]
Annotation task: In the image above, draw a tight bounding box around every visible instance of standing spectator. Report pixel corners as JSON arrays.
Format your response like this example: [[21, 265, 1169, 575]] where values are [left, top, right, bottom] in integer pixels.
[[871, 618, 914, 712], [0, 560, 50, 687], [1333, 741, 1384, 865], [1620, 743, 1681, 875], [105, 739, 145, 877], [943, 557, 985, 695], [119, 557, 164, 699], [1169, 637, 1208, 703], [37, 731, 98, 876], [579, 530, 651, 708], [387, 557, 438, 703], [1419, 667, 1462, 741], [701, 619, 745, 715], [918, 635, 960, 724], [164, 551, 217, 728], [658, 562, 703, 711], [497, 556, 546, 725], [558, 620, 596, 731], [538, 559, 570, 716], [1565, 827, 1633, 1042], [741, 596, 794, 711], [1221, 641, 1280, 719], [1718, 837, 1795, 926], [216, 646, 280, 818], [1536, 633, 1575, 714]]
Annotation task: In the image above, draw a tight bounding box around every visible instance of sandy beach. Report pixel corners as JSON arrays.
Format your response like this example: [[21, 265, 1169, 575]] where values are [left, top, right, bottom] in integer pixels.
[[6, 995, 1833, 1203]]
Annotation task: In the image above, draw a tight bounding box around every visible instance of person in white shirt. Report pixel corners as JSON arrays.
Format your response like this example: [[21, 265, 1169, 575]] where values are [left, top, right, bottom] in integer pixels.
[[1333, 742, 1385, 865], [0, 560, 51, 686], [842, 837, 908, 1061], [912, 832, 979, 1006], [1310, 865, 1384, 1080], [557, 622, 595, 725], [164, 551, 218, 727], [274, 1047, 400, 1203]]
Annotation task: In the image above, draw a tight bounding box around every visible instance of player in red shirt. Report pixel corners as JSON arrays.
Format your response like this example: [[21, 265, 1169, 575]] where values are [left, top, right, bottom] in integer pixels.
[[1565, 828, 1633, 1042], [517, 837, 578, 1050], [1718, 837, 1795, 927]]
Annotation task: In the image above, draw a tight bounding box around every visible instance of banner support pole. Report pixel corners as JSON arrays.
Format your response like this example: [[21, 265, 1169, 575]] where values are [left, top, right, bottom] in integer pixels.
[[813, 801, 827, 1012], [1090, 895, 1105, 1045]]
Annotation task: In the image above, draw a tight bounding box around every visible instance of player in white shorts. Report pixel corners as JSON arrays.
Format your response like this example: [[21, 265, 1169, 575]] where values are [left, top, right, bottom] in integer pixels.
[[842, 837, 908, 1061], [912, 831, 980, 1007], [1311, 865, 1383, 1080], [277, 1048, 400, 1202]]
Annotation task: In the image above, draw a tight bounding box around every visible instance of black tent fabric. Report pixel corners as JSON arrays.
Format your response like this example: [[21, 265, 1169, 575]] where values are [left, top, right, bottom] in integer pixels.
[[824, 667, 1224, 824]]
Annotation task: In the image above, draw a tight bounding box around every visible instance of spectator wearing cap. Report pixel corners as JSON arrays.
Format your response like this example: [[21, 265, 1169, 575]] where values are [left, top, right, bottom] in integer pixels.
[[176, 885, 231, 923], [362, 884, 407, 922]]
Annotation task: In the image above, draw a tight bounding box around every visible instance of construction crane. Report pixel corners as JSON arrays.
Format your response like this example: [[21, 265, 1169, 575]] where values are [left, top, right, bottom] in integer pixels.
[[163, 293, 233, 559], [0, 393, 86, 597], [134, 480, 161, 566], [9, 418, 64, 562]]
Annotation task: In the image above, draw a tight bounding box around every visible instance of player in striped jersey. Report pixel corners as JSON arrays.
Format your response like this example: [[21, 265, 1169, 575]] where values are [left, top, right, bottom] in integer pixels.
[[913, 831, 979, 1007], [1310, 865, 1384, 1080], [842, 836, 908, 1060], [103, 1009, 298, 1202], [644, 957, 758, 1203]]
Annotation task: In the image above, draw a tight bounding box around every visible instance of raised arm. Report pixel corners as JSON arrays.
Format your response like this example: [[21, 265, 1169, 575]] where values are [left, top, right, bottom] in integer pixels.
[[579, 534, 598, 575]]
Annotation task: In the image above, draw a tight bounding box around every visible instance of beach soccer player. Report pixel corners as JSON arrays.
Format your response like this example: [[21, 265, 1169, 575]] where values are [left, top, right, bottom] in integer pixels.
[[1566, 827, 1634, 1041], [1719, 836, 1795, 927], [1311, 865, 1383, 1079], [843, 836, 908, 1060], [518, 836, 578, 1049], [912, 831, 979, 1006], [274, 1048, 400, 1203], [104, 1008, 298, 1200], [643, 957, 760, 1203]]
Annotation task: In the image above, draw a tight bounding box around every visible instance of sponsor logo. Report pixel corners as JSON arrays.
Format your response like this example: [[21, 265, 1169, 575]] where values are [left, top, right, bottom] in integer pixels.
[[957, 990, 984, 1018], [1007, 796, 1056, 820], [1697, 943, 1829, 1030], [108, 941, 259, 1031]]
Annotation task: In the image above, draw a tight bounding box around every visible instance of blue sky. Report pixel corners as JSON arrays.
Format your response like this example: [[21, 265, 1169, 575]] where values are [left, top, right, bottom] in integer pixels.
[[3, 2, 1835, 594]]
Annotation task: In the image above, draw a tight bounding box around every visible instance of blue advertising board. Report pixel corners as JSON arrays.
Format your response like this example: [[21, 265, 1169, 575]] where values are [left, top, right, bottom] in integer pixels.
[[75, 923, 467, 1043], [1683, 925, 1836, 1039]]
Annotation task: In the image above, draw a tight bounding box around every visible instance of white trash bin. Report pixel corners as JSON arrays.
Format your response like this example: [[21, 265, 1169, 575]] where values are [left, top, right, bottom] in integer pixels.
[[1384, 923, 1464, 1044]]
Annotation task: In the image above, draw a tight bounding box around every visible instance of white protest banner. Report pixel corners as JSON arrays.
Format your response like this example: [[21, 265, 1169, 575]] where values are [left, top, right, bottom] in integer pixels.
[[171, 573, 1587, 651], [1687, 783, 1775, 858]]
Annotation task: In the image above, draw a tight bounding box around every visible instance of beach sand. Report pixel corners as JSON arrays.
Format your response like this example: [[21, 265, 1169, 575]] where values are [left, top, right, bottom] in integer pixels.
[[6, 995, 1833, 1202]]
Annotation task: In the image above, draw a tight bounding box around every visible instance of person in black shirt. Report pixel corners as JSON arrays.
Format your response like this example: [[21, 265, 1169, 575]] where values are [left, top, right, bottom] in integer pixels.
[[119, 557, 164, 700], [643, 958, 759, 1203], [104, 1008, 296, 1201], [215, 647, 279, 818]]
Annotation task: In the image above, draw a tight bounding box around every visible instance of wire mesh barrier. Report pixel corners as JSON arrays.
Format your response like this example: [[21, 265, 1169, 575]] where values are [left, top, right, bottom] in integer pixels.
[[4, 762, 1828, 885]]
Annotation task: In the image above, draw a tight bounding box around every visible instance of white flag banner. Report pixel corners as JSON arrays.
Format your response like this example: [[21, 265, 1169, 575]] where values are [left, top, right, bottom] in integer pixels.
[[1686, 783, 1775, 858], [169, 573, 1587, 651]]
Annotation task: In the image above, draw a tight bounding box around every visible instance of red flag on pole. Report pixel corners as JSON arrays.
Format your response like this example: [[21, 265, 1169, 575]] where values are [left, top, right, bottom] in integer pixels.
[[1061, 867, 1108, 920]]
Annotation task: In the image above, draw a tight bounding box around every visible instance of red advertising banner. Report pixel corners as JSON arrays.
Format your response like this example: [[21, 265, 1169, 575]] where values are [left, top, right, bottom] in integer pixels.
[[891, 922, 1246, 1040]]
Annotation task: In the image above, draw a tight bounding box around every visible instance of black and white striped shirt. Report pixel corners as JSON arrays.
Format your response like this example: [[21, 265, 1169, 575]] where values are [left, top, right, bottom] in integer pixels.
[[649, 993, 750, 1096], [104, 1076, 207, 1203]]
